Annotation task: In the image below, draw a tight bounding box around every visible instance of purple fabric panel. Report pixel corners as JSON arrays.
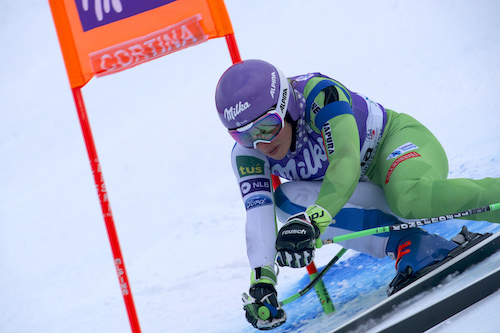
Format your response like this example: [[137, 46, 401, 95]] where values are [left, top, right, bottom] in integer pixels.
[[75, 0, 176, 32]]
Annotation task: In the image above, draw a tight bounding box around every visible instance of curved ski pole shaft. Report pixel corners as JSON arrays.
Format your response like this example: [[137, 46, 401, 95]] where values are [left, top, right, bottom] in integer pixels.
[[323, 203, 500, 245], [279, 247, 347, 306], [307, 261, 335, 314]]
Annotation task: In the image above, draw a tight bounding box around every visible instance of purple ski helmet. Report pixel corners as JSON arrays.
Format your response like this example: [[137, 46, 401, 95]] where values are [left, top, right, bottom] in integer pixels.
[[215, 59, 300, 130]]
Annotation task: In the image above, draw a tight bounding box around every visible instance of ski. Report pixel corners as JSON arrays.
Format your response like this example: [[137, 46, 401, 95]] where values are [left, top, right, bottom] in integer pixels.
[[381, 265, 500, 332], [330, 229, 500, 333]]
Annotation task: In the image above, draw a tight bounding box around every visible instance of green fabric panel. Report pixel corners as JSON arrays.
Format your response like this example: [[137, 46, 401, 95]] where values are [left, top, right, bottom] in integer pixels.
[[314, 114, 361, 228], [368, 110, 500, 222], [299, 77, 361, 228], [250, 265, 277, 286]]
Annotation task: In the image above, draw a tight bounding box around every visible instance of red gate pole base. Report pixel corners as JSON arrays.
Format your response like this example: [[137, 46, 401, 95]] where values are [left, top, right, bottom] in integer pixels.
[[306, 261, 335, 314]]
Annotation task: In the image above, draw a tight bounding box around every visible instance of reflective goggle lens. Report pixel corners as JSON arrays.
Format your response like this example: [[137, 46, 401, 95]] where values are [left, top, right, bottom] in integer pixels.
[[228, 112, 283, 148]]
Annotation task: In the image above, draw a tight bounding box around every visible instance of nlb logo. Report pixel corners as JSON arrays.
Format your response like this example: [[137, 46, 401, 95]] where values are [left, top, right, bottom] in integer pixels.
[[89, 15, 207, 77], [239, 178, 271, 197]]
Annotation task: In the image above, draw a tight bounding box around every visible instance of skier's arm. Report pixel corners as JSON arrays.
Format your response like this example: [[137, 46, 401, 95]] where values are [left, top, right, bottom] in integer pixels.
[[303, 78, 361, 233], [311, 114, 360, 232], [231, 144, 277, 274], [232, 144, 286, 329]]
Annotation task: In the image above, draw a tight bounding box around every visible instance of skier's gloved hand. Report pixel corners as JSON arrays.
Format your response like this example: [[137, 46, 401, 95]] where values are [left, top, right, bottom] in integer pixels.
[[275, 212, 321, 268], [242, 283, 287, 330]]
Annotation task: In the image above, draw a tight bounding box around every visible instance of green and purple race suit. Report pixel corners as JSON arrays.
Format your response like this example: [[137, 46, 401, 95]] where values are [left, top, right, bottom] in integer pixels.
[[232, 72, 500, 270]]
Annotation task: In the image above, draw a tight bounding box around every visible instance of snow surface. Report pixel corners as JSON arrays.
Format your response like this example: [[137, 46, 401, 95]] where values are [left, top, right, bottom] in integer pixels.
[[1, 1, 499, 332]]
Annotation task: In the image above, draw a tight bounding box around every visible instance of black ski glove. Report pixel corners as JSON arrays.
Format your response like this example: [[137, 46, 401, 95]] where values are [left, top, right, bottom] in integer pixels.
[[242, 283, 286, 330], [275, 212, 320, 268]]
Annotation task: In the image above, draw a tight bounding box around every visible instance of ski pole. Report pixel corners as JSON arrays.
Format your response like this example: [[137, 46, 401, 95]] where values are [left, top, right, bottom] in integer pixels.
[[279, 247, 347, 306], [253, 248, 346, 321], [322, 203, 500, 245]]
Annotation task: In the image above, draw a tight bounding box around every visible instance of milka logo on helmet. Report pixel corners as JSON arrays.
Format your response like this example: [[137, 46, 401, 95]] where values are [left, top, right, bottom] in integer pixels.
[[270, 71, 277, 98], [224, 101, 251, 121]]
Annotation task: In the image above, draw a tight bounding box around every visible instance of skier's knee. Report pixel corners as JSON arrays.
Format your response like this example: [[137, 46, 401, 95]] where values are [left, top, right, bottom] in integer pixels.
[[385, 181, 430, 219]]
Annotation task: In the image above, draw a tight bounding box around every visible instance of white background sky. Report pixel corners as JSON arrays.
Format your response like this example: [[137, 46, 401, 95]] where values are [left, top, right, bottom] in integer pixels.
[[1, 1, 499, 332]]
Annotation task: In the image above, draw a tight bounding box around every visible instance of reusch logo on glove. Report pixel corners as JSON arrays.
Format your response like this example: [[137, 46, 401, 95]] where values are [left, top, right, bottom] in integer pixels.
[[282, 229, 307, 235]]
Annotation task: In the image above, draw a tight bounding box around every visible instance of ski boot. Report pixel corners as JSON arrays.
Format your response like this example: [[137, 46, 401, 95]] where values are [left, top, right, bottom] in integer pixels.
[[386, 228, 458, 295]]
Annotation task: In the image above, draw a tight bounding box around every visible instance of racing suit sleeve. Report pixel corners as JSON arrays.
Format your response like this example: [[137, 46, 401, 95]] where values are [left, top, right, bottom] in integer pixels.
[[231, 143, 277, 270], [303, 77, 361, 233]]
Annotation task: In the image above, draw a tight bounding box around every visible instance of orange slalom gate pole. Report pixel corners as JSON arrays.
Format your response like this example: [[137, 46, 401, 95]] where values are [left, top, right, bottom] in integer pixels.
[[72, 87, 142, 333], [225, 33, 241, 64]]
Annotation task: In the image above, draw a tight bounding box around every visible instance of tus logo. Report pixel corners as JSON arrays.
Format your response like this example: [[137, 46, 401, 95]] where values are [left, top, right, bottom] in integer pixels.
[[236, 156, 265, 178]]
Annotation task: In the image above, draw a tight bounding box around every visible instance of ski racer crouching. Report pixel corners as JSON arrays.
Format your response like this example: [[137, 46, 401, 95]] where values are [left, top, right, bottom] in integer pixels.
[[214, 59, 500, 330]]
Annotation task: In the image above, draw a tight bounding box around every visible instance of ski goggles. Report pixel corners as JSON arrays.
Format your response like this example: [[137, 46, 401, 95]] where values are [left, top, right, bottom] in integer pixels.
[[228, 108, 285, 148], [228, 69, 290, 148]]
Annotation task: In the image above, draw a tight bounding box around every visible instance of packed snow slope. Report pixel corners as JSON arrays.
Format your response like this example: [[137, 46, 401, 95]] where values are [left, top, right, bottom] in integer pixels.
[[1, 1, 499, 332]]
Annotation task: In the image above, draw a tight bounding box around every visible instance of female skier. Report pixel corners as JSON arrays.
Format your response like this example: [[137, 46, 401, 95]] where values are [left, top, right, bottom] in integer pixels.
[[214, 59, 499, 330]]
